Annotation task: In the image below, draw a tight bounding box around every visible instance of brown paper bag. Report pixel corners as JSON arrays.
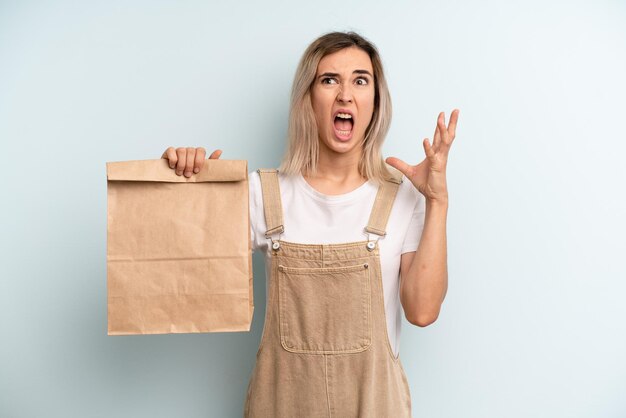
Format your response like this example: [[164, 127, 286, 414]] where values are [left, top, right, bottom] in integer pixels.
[[106, 158, 253, 335]]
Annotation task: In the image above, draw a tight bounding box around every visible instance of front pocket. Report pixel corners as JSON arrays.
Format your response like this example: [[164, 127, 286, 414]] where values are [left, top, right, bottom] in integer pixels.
[[277, 263, 372, 354]]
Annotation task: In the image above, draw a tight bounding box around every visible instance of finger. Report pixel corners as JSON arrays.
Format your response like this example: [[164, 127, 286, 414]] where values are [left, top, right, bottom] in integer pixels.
[[184, 147, 196, 177], [175, 147, 187, 175], [209, 149, 222, 159], [432, 112, 443, 150], [423, 138, 436, 160], [438, 112, 449, 148], [193, 147, 206, 174], [385, 156, 413, 178], [447, 108, 460, 140], [161, 147, 177, 169], [438, 109, 459, 154]]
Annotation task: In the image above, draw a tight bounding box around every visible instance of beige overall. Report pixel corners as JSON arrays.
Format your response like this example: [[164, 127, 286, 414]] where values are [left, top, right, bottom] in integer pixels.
[[244, 169, 412, 418]]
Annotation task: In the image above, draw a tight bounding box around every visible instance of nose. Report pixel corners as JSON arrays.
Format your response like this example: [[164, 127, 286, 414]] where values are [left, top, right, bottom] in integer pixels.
[[336, 82, 353, 103]]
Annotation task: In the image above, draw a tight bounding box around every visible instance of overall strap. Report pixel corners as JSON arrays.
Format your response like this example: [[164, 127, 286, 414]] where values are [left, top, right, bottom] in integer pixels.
[[365, 167, 403, 237], [257, 169, 284, 238]]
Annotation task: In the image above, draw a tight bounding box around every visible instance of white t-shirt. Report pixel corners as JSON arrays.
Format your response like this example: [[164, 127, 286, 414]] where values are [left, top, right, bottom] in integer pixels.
[[248, 170, 426, 357]]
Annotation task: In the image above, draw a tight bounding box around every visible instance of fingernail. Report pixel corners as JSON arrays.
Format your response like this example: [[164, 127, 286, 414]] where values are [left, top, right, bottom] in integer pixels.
[[176, 170, 182, 176], [193, 167, 199, 173], [184, 171, 191, 177], [170, 164, 175, 169]]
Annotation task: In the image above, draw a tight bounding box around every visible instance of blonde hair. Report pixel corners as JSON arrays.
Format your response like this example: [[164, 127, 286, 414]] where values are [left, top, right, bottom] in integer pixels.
[[278, 31, 393, 184]]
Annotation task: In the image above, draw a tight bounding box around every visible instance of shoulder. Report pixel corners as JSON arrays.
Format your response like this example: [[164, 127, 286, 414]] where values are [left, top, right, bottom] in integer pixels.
[[249, 168, 301, 208], [248, 169, 261, 186], [249, 169, 299, 197], [248, 170, 262, 208], [396, 175, 423, 208]]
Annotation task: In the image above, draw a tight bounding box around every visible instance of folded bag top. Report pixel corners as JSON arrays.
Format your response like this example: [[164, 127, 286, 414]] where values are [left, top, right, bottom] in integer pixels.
[[106, 158, 247, 183]]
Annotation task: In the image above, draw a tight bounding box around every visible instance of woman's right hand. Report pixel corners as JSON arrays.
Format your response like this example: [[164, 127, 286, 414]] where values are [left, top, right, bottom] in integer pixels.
[[161, 147, 223, 177]]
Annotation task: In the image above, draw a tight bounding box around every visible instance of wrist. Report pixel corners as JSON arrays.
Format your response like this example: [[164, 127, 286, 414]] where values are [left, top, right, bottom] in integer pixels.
[[426, 196, 449, 208]]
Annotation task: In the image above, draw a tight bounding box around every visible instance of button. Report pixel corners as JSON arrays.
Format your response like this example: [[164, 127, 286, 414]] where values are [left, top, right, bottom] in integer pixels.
[[366, 241, 376, 251], [272, 241, 280, 251]]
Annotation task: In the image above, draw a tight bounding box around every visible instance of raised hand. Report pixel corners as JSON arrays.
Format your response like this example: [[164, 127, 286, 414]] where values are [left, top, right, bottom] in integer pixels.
[[161, 147, 223, 177], [386, 109, 459, 203]]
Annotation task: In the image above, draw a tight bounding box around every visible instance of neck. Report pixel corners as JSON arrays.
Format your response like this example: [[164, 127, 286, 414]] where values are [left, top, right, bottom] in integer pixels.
[[302, 141, 367, 195]]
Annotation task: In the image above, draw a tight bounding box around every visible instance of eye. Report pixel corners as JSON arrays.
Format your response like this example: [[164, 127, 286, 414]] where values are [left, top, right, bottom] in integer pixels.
[[321, 77, 338, 85], [355, 77, 369, 86]]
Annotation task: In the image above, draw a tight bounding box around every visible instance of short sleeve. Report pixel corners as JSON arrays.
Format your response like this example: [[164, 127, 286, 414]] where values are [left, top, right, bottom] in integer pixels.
[[400, 190, 426, 254], [248, 170, 260, 253], [248, 170, 270, 254]]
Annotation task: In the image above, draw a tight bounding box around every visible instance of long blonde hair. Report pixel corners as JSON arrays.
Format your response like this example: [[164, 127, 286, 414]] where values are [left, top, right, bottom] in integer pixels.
[[278, 31, 393, 184]]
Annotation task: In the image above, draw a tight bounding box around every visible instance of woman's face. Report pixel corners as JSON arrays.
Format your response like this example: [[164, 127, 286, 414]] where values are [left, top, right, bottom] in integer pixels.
[[311, 46, 375, 158]]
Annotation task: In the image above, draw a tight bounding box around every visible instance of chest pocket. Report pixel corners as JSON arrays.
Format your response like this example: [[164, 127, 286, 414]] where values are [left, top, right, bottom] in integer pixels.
[[276, 262, 372, 354]]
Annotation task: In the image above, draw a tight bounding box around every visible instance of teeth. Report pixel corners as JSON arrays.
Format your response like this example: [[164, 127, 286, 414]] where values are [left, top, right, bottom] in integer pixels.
[[336, 113, 352, 119], [337, 130, 351, 136]]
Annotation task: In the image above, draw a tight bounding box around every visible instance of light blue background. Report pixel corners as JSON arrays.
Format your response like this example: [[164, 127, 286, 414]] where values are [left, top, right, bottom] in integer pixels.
[[1, 1, 625, 417]]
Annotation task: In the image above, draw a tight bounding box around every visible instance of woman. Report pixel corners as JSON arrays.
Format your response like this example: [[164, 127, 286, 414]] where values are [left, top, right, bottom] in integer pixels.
[[162, 31, 458, 418]]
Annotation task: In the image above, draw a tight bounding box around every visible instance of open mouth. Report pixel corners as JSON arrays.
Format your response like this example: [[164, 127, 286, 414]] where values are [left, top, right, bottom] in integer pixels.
[[333, 111, 354, 140]]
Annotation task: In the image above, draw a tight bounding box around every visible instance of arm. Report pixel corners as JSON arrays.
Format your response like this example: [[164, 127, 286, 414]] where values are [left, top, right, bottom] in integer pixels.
[[386, 109, 459, 327], [399, 199, 448, 327]]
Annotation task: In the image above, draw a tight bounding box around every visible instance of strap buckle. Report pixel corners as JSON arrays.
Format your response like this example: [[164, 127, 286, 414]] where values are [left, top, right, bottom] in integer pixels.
[[365, 232, 383, 251], [265, 226, 284, 251]]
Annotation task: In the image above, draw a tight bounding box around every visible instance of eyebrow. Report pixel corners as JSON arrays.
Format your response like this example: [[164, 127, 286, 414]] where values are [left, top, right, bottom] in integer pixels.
[[317, 70, 374, 79]]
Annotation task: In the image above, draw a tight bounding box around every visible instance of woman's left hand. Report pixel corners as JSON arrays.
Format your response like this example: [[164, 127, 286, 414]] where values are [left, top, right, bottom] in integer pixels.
[[386, 109, 459, 204]]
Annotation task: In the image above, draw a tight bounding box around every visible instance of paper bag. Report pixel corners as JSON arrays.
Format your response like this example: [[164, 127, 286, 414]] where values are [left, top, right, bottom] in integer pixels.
[[106, 158, 253, 335]]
